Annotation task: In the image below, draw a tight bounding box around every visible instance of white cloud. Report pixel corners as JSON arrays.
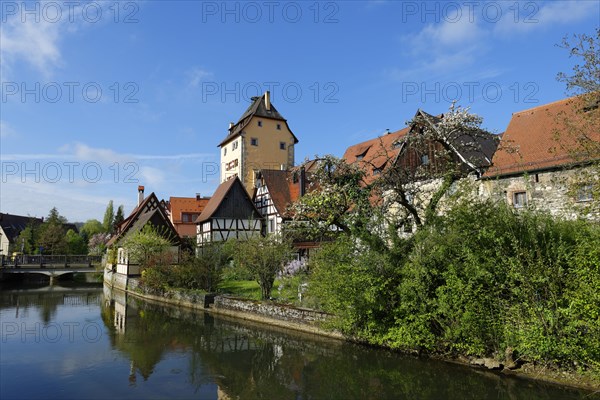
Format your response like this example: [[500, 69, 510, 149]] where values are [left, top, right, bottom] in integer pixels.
[[1, 13, 64, 78], [0, 121, 17, 138], [187, 67, 213, 88], [0, 142, 218, 220], [494, 1, 598, 35], [392, 18, 486, 80], [139, 166, 166, 186]]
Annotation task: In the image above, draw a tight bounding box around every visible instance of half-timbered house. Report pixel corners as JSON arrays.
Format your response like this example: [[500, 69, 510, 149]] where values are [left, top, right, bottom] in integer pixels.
[[108, 186, 180, 276], [196, 177, 263, 247]]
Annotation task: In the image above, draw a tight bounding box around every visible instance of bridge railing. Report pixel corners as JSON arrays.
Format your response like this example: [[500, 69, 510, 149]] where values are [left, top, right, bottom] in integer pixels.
[[0, 255, 103, 269]]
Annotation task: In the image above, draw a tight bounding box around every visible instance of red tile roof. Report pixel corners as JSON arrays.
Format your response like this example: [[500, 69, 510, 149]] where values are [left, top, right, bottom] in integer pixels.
[[485, 95, 600, 178], [168, 196, 210, 222], [342, 127, 410, 186]]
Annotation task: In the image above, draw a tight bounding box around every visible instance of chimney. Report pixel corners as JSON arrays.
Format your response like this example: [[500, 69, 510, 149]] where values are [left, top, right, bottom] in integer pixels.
[[300, 167, 306, 197], [229, 122, 234, 130], [264, 91, 271, 110], [196, 193, 201, 201], [138, 185, 145, 206]]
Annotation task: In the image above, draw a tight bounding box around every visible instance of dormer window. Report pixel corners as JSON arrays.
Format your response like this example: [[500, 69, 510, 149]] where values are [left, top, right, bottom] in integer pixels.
[[355, 145, 371, 162], [257, 121, 262, 127], [373, 168, 382, 175], [392, 141, 402, 150]]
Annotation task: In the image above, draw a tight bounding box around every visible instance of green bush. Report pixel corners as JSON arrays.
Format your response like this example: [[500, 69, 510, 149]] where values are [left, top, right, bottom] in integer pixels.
[[140, 243, 228, 293], [309, 199, 600, 376]]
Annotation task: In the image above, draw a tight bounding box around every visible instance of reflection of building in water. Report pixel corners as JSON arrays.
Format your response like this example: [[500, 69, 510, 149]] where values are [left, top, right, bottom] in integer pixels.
[[114, 300, 127, 334]]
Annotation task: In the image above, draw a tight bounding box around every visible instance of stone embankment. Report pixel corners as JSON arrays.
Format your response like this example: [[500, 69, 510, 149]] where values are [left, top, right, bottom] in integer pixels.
[[103, 268, 341, 339]]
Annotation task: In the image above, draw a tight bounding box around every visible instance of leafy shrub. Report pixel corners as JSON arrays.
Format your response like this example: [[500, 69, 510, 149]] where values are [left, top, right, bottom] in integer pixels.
[[310, 199, 600, 376]]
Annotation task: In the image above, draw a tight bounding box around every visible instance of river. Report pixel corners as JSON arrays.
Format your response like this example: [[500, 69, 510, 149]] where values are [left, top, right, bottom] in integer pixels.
[[0, 283, 597, 399]]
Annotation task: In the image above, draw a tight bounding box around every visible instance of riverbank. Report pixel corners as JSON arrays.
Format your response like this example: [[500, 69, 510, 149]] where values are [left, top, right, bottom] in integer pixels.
[[103, 269, 600, 394]]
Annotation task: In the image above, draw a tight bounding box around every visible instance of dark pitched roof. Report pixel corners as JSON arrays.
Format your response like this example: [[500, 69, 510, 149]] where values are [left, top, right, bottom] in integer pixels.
[[0, 213, 43, 243], [484, 95, 600, 178], [121, 208, 180, 244], [218, 93, 298, 147], [415, 109, 498, 170], [107, 192, 179, 246], [196, 177, 263, 223]]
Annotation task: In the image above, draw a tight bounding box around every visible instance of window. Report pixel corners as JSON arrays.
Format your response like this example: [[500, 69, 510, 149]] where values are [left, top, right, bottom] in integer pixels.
[[251, 138, 258, 146], [280, 142, 286, 150], [269, 218, 275, 233], [276, 123, 281, 130], [356, 155, 364, 161], [257, 120, 262, 127], [513, 191, 527, 208], [223, 147, 227, 156], [182, 213, 199, 223], [392, 141, 402, 150], [576, 185, 593, 202], [421, 154, 429, 165], [373, 168, 382, 175], [232, 141, 238, 150]]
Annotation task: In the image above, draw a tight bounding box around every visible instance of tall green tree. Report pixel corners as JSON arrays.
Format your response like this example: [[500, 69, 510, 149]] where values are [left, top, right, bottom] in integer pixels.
[[113, 205, 125, 232], [38, 208, 68, 255], [103, 200, 115, 233], [14, 219, 40, 254], [81, 219, 104, 238]]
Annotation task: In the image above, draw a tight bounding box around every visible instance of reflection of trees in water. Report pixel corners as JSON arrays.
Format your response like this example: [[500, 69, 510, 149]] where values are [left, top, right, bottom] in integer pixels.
[[98, 291, 589, 400], [1, 289, 102, 324]]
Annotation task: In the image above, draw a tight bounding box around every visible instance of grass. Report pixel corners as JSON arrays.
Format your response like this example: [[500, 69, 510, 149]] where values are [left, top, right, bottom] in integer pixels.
[[218, 280, 262, 300], [218, 277, 307, 304]]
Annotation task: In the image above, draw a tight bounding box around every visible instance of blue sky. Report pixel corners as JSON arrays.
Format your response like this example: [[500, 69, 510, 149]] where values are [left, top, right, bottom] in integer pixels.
[[1, 0, 599, 222]]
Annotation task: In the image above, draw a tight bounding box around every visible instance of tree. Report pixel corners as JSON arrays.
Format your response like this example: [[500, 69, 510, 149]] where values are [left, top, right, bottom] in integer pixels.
[[288, 104, 494, 253], [81, 219, 104, 238], [65, 229, 87, 255], [103, 200, 114, 234], [113, 205, 125, 232], [38, 224, 67, 255], [37, 208, 68, 254], [121, 224, 175, 268], [555, 29, 600, 212], [14, 219, 40, 254], [556, 28, 600, 95], [88, 233, 109, 256], [231, 235, 294, 300]]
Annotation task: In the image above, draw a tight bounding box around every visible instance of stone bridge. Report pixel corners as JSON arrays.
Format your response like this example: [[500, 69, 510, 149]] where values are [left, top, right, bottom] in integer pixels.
[[0, 255, 102, 282]]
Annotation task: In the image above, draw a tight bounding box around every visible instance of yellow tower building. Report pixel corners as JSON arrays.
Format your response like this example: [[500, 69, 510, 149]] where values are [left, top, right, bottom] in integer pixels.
[[218, 91, 298, 193]]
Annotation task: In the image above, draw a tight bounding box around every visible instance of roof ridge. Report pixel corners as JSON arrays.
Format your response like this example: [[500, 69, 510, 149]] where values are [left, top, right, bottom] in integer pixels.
[[511, 95, 585, 116]]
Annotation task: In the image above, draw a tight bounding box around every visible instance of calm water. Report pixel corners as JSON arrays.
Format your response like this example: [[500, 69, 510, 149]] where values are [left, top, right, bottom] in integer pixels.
[[0, 283, 598, 400]]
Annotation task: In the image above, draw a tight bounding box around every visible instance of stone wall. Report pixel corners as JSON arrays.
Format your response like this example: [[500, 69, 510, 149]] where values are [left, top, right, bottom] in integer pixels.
[[480, 166, 599, 220], [213, 295, 329, 326]]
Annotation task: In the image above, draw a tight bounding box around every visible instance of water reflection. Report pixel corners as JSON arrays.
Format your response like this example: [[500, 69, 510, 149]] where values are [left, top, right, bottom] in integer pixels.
[[1, 284, 597, 399], [101, 286, 596, 400]]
